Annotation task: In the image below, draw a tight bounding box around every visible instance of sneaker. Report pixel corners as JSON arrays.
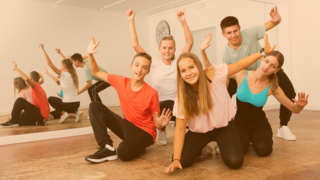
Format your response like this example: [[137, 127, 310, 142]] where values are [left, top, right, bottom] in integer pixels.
[[0, 121, 19, 127], [36, 119, 47, 126], [75, 110, 83, 122], [48, 114, 54, 120], [156, 129, 167, 145], [214, 145, 221, 155], [87, 116, 90, 119], [59, 112, 70, 124], [85, 145, 118, 163], [199, 145, 213, 158], [277, 126, 296, 141]]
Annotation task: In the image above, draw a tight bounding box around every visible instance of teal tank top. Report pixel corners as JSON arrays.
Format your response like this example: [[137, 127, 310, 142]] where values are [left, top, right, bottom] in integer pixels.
[[236, 70, 269, 107]]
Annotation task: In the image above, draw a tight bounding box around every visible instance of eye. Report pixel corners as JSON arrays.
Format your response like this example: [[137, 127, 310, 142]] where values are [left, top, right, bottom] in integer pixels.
[[143, 67, 147, 69]]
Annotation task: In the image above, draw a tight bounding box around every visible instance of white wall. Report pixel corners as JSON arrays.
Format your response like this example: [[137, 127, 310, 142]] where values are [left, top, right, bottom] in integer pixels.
[[0, 0, 149, 115]]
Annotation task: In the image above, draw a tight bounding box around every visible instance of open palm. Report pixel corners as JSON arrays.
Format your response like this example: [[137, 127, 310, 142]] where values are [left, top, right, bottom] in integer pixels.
[[156, 108, 172, 127], [270, 6, 281, 24], [200, 33, 212, 51], [12, 61, 17, 71], [87, 36, 100, 54], [264, 34, 276, 54], [293, 92, 309, 107]]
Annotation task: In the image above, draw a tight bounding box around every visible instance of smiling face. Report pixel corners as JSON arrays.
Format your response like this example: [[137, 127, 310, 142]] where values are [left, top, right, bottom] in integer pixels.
[[259, 56, 280, 75], [178, 57, 200, 88], [222, 25, 241, 46], [159, 40, 176, 61], [130, 56, 150, 81]]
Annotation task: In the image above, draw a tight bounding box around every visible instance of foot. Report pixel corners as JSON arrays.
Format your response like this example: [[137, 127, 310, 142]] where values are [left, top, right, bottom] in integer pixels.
[[199, 145, 213, 158], [85, 145, 118, 163], [277, 126, 296, 141], [59, 112, 70, 124], [0, 120, 19, 127], [36, 119, 47, 126], [75, 110, 83, 122], [156, 129, 167, 146], [214, 145, 220, 155]]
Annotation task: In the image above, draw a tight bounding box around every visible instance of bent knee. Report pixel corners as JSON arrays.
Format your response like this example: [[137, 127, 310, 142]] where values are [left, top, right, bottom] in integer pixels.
[[255, 144, 272, 157]]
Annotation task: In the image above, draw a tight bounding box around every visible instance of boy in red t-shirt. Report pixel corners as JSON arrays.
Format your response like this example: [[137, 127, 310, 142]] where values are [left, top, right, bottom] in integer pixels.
[[1, 61, 49, 127], [85, 36, 172, 163]]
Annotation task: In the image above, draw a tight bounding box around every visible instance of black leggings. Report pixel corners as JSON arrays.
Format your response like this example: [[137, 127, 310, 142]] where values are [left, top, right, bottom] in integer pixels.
[[179, 121, 243, 169], [48, 97, 80, 119], [235, 116, 273, 157], [10, 97, 45, 125], [88, 81, 110, 103], [228, 69, 296, 126], [89, 101, 153, 161], [160, 100, 176, 122]]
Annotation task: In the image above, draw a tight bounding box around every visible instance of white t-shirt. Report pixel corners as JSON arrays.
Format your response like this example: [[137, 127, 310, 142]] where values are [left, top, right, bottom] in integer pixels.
[[150, 59, 177, 102], [60, 71, 80, 103]]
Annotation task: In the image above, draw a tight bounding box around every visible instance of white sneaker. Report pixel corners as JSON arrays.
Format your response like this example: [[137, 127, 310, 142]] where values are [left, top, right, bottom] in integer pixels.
[[200, 145, 213, 158], [156, 129, 167, 145], [214, 145, 220, 155], [277, 126, 296, 141], [48, 114, 54, 120], [75, 110, 83, 122], [59, 112, 70, 124], [87, 116, 90, 119]]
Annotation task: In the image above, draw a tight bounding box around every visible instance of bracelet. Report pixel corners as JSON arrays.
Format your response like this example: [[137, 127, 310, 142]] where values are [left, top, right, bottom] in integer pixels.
[[173, 159, 180, 162]]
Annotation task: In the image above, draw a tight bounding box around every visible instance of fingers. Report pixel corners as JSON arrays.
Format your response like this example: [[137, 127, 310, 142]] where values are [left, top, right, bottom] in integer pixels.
[[270, 45, 276, 52], [161, 108, 166, 116], [165, 108, 171, 117], [264, 34, 269, 43], [95, 40, 101, 47], [292, 98, 298, 104]]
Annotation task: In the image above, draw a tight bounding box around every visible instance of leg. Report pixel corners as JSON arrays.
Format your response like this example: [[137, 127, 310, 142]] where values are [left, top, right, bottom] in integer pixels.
[[48, 97, 63, 119], [160, 100, 176, 121], [227, 78, 237, 98], [88, 81, 111, 103], [236, 126, 251, 154], [9, 98, 43, 125], [215, 121, 244, 169], [63, 102, 80, 114], [251, 123, 273, 157]]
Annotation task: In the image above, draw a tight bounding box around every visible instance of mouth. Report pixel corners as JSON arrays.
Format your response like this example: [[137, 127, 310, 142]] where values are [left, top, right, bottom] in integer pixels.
[[135, 72, 142, 77], [187, 75, 196, 80], [262, 68, 267, 73]]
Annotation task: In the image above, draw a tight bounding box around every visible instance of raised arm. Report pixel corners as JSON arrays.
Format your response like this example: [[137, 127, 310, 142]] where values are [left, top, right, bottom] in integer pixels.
[[227, 34, 276, 77], [265, 6, 282, 31], [200, 33, 213, 69], [38, 73, 44, 85], [152, 108, 171, 130], [274, 89, 308, 114], [164, 117, 186, 173], [55, 48, 67, 59], [177, 11, 194, 53], [12, 61, 35, 87], [77, 80, 93, 95], [126, 9, 146, 53], [87, 36, 109, 83], [39, 44, 61, 75], [43, 66, 60, 85]]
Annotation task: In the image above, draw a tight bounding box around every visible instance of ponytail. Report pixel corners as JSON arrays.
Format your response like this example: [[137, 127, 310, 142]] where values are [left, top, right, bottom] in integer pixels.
[[268, 73, 279, 92], [61, 59, 79, 90]]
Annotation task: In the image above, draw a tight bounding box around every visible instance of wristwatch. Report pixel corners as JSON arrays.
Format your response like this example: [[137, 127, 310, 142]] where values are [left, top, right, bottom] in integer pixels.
[[260, 48, 266, 57]]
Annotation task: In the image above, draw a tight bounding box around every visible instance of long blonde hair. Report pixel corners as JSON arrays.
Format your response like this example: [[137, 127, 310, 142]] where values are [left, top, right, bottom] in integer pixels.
[[176, 52, 213, 120], [159, 36, 176, 60], [264, 51, 284, 92], [13, 77, 28, 99], [62, 59, 79, 90]]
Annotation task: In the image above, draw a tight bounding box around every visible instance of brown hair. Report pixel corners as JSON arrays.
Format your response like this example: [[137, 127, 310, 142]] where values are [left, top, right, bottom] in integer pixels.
[[132, 52, 152, 69], [159, 36, 176, 60], [264, 51, 284, 92], [13, 77, 28, 99], [176, 52, 213, 120], [71, 53, 83, 62], [30, 71, 40, 83], [220, 16, 240, 32], [61, 59, 79, 90]]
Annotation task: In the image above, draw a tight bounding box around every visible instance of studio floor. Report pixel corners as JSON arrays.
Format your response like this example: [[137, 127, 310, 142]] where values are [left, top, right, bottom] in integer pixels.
[[0, 109, 320, 180]]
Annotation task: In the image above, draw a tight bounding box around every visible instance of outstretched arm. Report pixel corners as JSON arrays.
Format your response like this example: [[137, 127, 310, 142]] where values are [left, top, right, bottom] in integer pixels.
[[12, 61, 35, 87], [126, 9, 146, 53], [227, 34, 276, 77], [265, 6, 282, 31], [39, 44, 61, 75], [87, 36, 109, 83], [77, 80, 93, 95], [44, 66, 60, 84], [274, 89, 308, 114], [55, 48, 67, 59], [177, 11, 194, 53], [200, 33, 213, 69]]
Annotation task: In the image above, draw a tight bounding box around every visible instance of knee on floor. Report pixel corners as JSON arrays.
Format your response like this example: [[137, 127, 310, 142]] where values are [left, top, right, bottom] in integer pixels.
[[254, 143, 272, 157], [224, 155, 244, 170]]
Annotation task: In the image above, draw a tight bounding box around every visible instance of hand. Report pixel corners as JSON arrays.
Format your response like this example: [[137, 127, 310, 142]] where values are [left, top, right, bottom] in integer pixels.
[[176, 11, 186, 22], [87, 36, 100, 54], [67, 55, 71, 59], [56, 92, 61, 98], [269, 6, 281, 24], [156, 108, 172, 128], [126, 9, 135, 21], [12, 61, 17, 71], [39, 43, 44, 50], [293, 92, 309, 107], [55, 48, 61, 54], [200, 33, 212, 51], [164, 160, 183, 173], [263, 34, 276, 54], [44, 66, 48, 74]]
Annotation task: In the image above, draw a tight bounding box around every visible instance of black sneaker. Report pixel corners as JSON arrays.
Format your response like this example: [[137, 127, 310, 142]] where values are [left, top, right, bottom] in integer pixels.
[[85, 146, 118, 163], [0, 121, 19, 127], [36, 119, 47, 126]]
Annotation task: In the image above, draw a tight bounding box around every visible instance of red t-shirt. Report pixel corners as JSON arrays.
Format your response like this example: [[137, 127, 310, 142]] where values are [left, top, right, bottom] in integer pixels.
[[31, 82, 50, 120], [108, 74, 160, 143]]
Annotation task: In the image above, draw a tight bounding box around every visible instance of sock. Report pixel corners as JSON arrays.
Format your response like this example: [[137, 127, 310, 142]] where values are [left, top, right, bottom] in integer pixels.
[[105, 144, 115, 151]]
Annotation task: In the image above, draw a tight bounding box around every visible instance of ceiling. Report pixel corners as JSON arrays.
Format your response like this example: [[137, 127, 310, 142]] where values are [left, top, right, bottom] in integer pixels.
[[25, 0, 201, 15]]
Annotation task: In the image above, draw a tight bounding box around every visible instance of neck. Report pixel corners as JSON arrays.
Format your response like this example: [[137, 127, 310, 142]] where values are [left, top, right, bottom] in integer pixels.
[[79, 62, 86, 68], [190, 81, 199, 91], [161, 58, 172, 65], [131, 78, 144, 91], [252, 69, 269, 83], [228, 35, 242, 50]]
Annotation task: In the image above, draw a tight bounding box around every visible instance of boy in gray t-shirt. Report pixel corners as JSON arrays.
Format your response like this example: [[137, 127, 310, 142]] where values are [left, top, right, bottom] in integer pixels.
[[56, 49, 110, 104], [220, 7, 297, 141]]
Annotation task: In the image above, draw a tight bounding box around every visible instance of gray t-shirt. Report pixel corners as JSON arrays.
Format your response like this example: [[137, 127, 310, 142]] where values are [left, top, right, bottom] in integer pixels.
[[83, 59, 108, 82], [222, 24, 266, 71]]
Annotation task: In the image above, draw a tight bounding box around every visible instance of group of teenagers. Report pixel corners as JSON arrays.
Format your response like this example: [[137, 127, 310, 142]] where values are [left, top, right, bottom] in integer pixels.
[[4, 7, 310, 172]]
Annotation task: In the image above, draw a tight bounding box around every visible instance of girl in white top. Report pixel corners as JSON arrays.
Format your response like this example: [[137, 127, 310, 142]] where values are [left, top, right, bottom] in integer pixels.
[[126, 9, 193, 145], [40, 44, 82, 123]]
